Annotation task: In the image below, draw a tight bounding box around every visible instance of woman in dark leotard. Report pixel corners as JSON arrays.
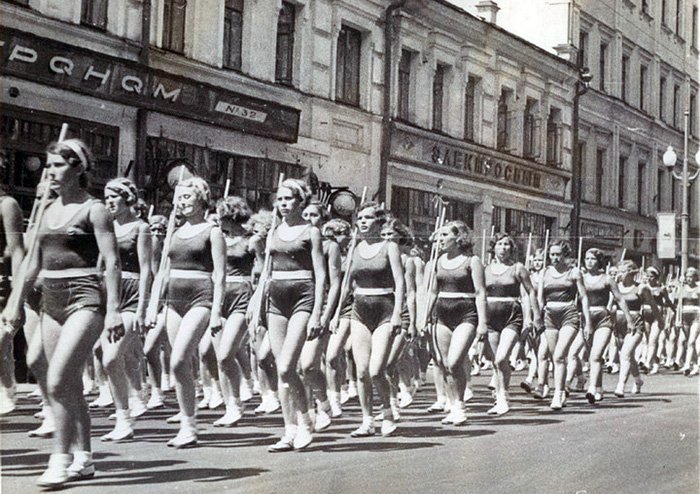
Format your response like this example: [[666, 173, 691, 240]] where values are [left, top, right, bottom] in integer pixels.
[[3, 139, 122, 488], [538, 240, 591, 410], [346, 202, 405, 438], [100, 178, 152, 442], [423, 221, 487, 425], [266, 179, 326, 452], [613, 260, 661, 397], [522, 248, 545, 394], [581, 249, 635, 403], [159, 177, 226, 448], [0, 175, 25, 416], [680, 268, 700, 376], [484, 233, 540, 416], [641, 267, 673, 374], [212, 196, 263, 426], [321, 218, 352, 418]]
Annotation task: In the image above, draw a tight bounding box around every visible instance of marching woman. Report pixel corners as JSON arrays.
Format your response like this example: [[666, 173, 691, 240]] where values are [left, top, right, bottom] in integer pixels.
[[322, 218, 352, 418], [152, 177, 226, 447], [538, 241, 591, 410], [521, 249, 544, 394], [299, 201, 338, 431], [680, 267, 700, 376], [0, 169, 25, 415], [100, 178, 152, 441], [580, 249, 635, 403], [642, 267, 674, 375], [484, 233, 540, 415], [613, 260, 661, 397], [265, 179, 326, 452], [422, 221, 486, 425], [2, 139, 123, 487], [346, 202, 404, 438], [212, 196, 263, 426]]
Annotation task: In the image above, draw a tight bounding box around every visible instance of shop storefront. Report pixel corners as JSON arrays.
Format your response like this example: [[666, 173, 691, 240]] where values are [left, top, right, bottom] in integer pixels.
[[388, 122, 570, 261]]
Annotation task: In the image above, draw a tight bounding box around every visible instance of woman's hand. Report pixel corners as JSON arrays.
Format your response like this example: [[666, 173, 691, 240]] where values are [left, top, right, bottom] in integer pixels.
[[390, 313, 402, 336], [209, 315, 223, 336], [404, 322, 417, 342], [306, 314, 324, 341], [105, 310, 125, 343], [477, 321, 488, 336], [134, 308, 146, 335]]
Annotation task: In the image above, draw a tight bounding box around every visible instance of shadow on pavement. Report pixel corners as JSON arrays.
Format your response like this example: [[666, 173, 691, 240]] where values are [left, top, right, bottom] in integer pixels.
[[74, 466, 268, 487]]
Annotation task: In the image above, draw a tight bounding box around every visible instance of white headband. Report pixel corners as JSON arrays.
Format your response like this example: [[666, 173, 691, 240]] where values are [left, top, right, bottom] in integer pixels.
[[62, 140, 90, 171]]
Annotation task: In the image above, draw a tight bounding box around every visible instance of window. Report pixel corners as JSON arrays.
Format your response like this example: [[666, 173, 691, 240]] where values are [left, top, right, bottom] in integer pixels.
[[432, 64, 446, 131], [163, 0, 186, 53], [618, 156, 626, 209], [640, 64, 648, 111], [659, 76, 667, 120], [673, 84, 681, 126], [596, 148, 605, 205], [523, 98, 539, 159], [599, 43, 607, 92], [398, 49, 413, 122], [691, 92, 697, 136], [642, 0, 650, 14], [223, 0, 243, 70], [275, 1, 295, 85], [546, 108, 562, 166], [692, 7, 698, 48], [335, 25, 362, 106], [657, 168, 665, 211], [637, 161, 646, 215], [621, 55, 629, 102], [579, 30, 589, 68], [676, 0, 682, 34], [81, 0, 108, 29], [464, 76, 478, 142], [497, 89, 511, 151], [662, 0, 668, 26]]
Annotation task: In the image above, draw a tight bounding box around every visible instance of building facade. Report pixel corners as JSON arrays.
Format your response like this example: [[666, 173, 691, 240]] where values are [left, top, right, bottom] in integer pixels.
[[459, 0, 700, 267]]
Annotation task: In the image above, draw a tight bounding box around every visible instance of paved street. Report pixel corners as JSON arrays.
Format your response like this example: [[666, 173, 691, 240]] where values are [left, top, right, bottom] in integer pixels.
[[1, 370, 698, 494]]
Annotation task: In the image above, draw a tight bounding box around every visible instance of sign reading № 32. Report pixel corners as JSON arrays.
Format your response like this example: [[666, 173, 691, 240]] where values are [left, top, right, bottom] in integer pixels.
[[0, 28, 300, 143]]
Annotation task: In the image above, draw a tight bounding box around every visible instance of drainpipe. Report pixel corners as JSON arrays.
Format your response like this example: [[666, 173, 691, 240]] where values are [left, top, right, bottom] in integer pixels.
[[378, 0, 407, 203], [135, 0, 152, 188]]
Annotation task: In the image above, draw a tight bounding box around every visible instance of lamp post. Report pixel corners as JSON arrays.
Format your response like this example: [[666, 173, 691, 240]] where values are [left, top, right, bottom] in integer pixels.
[[569, 67, 593, 246], [662, 110, 700, 275]]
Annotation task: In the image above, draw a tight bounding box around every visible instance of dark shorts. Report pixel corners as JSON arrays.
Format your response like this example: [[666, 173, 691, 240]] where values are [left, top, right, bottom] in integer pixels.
[[168, 278, 213, 317], [544, 303, 579, 331], [41, 275, 105, 325], [268, 279, 315, 319], [435, 297, 478, 330], [119, 277, 140, 313], [223, 281, 252, 317], [26, 284, 42, 313], [0, 276, 9, 311], [590, 309, 613, 332], [486, 300, 523, 333], [352, 294, 394, 331], [339, 297, 353, 320]]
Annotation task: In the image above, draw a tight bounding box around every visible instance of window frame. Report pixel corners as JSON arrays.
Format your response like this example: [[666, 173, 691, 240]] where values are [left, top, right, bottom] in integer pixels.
[[432, 64, 446, 132], [81, 0, 109, 30], [275, 1, 295, 85], [223, 0, 244, 71], [397, 48, 413, 122], [335, 25, 362, 107], [162, 0, 187, 54], [464, 76, 478, 142]]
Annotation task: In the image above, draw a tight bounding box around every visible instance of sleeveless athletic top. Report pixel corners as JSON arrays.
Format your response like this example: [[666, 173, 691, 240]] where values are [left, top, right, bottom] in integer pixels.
[[543, 267, 577, 303], [115, 220, 144, 274], [351, 241, 394, 289], [584, 273, 610, 307], [683, 285, 700, 306], [269, 225, 314, 272], [169, 223, 214, 271], [436, 255, 475, 293], [39, 198, 101, 270], [648, 286, 667, 307], [484, 264, 521, 298], [225, 236, 255, 277], [618, 284, 642, 312], [530, 270, 543, 289]]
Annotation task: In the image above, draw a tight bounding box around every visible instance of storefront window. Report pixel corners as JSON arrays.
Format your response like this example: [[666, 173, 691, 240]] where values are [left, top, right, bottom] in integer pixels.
[[0, 106, 118, 216], [492, 206, 555, 261], [145, 136, 303, 213], [391, 185, 474, 253]]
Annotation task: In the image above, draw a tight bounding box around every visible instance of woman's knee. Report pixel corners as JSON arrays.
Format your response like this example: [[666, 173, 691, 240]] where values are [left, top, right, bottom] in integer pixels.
[[277, 365, 299, 384]]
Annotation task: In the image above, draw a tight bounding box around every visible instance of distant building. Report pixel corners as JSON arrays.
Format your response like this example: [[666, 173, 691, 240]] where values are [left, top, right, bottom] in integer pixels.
[[457, 0, 700, 266]]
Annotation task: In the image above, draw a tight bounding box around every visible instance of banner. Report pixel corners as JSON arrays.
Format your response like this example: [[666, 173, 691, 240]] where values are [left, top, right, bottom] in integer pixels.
[[657, 213, 676, 259]]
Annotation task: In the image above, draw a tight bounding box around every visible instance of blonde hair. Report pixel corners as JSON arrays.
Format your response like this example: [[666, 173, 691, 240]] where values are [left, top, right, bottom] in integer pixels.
[[179, 177, 211, 206]]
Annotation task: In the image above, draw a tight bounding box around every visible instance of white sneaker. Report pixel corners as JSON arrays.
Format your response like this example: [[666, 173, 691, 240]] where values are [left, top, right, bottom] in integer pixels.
[[0, 387, 16, 415], [397, 389, 414, 409], [427, 398, 446, 413], [440, 410, 454, 424], [161, 373, 172, 391], [514, 359, 526, 371], [28, 417, 56, 438], [252, 380, 261, 395], [146, 390, 165, 410], [167, 417, 197, 448], [240, 380, 254, 403], [88, 385, 113, 408], [293, 424, 313, 450], [328, 393, 343, 418], [268, 432, 295, 452], [347, 381, 358, 399], [166, 411, 183, 424], [381, 419, 397, 437], [208, 386, 224, 410], [463, 387, 474, 402], [350, 422, 376, 437], [66, 451, 95, 481], [197, 387, 211, 410], [550, 391, 563, 410], [451, 406, 468, 426], [130, 396, 148, 418], [631, 380, 644, 394], [101, 413, 134, 442], [487, 400, 510, 416], [263, 394, 281, 414], [314, 407, 332, 431], [213, 403, 243, 427], [36, 453, 71, 488]]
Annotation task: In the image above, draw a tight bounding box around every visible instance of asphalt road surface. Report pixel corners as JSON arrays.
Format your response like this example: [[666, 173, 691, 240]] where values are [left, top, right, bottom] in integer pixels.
[[2, 370, 698, 494]]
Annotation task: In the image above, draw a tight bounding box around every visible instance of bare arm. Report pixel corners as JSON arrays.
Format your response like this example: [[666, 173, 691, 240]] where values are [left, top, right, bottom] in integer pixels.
[[1, 197, 25, 281], [420, 258, 439, 331], [517, 263, 542, 327], [309, 227, 327, 324], [640, 284, 662, 328], [404, 257, 417, 338], [90, 203, 122, 340], [209, 226, 226, 332], [135, 223, 153, 329], [608, 276, 635, 328], [471, 255, 488, 335], [387, 242, 405, 325], [573, 267, 592, 333], [321, 241, 342, 328]]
